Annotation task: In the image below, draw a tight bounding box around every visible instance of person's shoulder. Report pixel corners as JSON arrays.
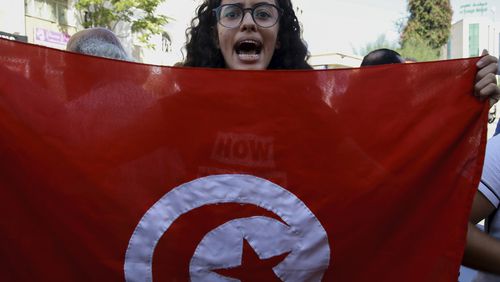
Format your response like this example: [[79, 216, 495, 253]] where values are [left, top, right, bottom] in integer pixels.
[[486, 135, 500, 160], [488, 134, 500, 145], [480, 135, 500, 208]]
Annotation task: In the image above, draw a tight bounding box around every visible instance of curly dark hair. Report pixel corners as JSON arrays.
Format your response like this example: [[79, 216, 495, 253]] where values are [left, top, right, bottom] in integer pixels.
[[182, 0, 312, 69]]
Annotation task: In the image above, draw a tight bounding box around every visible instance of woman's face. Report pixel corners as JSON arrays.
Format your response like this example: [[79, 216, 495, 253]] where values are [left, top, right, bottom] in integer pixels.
[[216, 0, 280, 70]]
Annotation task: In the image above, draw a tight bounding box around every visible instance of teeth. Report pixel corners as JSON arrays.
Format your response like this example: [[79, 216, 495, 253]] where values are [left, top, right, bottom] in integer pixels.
[[241, 40, 258, 44], [235, 40, 262, 53], [238, 53, 260, 61]]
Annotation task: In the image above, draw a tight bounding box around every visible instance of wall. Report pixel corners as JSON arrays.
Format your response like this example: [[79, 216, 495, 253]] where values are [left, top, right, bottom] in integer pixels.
[[0, 0, 26, 35], [449, 20, 465, 58], [446, 17, 500, 59]]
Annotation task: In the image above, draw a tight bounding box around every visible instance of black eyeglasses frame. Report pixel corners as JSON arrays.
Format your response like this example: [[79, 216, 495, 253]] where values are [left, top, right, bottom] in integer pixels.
[[212, 3, 284, 29]]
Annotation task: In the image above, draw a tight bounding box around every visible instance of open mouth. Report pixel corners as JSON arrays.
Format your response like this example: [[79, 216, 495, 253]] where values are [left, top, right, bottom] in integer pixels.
[[235, 40, 262, 57]]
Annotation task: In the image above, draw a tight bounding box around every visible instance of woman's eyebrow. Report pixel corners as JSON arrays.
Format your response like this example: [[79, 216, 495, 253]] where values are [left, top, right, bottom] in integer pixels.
[[223, 1, 244, 7], [225, 1, 273, 7], [253, 1, 275, 6]]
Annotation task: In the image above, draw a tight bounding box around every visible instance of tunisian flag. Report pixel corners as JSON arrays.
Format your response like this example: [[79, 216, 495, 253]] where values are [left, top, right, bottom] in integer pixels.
[[0, 38, 488, 281]]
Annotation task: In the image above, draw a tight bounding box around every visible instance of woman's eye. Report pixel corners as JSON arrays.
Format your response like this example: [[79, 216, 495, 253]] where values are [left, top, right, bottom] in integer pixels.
[[223, 10, 241, 19], [255, 11, 271, 18]]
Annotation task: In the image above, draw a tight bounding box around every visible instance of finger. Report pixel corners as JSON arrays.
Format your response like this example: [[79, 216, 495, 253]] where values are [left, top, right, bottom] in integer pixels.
[[476, 54, 497, 68], [475, 73, 497, 96], [475, 62, 498, 84], [476, 83, 499, 101]]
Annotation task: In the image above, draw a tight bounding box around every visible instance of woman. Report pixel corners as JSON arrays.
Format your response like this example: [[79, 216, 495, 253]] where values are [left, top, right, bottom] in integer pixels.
[[183, 0, 311, 69], [182, 0, 500, 103]]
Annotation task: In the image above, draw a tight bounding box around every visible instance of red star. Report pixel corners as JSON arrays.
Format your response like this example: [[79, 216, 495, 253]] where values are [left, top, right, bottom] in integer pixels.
[[213, 239, 289, 281]]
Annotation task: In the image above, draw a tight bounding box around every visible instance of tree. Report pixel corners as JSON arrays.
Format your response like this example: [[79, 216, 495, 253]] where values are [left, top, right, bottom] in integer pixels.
[[75, 0, 171, 48], [400, 0, 452, 54], [398, 34, 440, 61]]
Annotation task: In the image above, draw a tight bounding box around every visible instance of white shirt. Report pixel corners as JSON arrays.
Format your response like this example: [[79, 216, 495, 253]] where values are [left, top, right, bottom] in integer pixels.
[[474, 135, 500, 282]]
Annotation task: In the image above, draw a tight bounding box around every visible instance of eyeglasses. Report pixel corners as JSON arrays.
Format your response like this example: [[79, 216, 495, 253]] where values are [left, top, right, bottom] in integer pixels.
[[213, 3, 283, 29]]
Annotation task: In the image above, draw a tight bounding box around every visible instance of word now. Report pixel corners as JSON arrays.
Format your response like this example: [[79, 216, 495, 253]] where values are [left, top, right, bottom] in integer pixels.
[[212, 133, 275, 168]]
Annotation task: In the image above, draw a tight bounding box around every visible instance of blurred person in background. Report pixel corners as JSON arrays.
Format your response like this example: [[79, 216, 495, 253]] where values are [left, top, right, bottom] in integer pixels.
[[360, 48, 404, 66], [66, 27, 131, 61]]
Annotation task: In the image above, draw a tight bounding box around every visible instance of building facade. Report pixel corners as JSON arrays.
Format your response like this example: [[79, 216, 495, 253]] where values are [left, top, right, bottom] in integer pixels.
[[0, 0, 170, 64], [0, 0, 27, 42], [308, 52, 362, 69], [444, 1, 500, 59], [443, 17, 500, 59], [443, 1, 500, 137]]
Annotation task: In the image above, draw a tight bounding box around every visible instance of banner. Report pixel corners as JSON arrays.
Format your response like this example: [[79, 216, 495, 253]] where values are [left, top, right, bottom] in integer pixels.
[[0, 39, 489, 281]]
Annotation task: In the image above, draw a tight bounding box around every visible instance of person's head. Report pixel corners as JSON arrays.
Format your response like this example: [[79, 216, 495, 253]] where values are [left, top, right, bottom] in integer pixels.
[[360, 48, 404, 67], [66, 28, 131, 61], [183, 0, 311, 70]]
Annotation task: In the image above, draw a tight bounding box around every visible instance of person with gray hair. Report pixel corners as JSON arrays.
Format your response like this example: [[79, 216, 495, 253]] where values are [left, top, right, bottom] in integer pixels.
[[66, 27, 131, 61]]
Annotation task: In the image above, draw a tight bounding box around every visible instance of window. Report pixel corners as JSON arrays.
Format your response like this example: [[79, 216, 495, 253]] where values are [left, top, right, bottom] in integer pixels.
[[469, 23, 480, 57], [26, 0, 57, 22], [25, 0, 75, 26], [57, 1, 67, 24]]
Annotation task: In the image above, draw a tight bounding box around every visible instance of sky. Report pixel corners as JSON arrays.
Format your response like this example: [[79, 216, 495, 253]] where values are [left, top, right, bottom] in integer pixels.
[[293, 0, 407, 54], [160, 0, 500, 63]]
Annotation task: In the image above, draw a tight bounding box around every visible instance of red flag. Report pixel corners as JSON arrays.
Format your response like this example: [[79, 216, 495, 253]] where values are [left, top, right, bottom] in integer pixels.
[[0, 39, 488, 281]]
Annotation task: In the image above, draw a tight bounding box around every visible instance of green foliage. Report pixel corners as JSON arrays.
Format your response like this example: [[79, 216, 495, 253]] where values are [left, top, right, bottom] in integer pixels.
[[397, 34, 440, 61], [354, 34, 398, 56], [75, 0, 171, 48], [355, 34, 440, 62], [401, 0, 452, 51]]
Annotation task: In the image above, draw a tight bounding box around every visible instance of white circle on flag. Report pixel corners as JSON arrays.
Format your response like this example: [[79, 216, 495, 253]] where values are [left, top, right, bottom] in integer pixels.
[[124, 174, 331, 282]]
